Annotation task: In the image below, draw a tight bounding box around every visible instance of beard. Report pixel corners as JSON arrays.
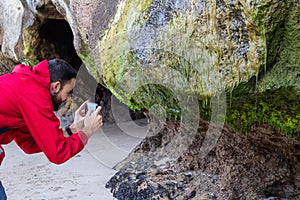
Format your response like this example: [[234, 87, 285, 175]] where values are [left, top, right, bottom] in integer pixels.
[[51, 93, 66, 111]]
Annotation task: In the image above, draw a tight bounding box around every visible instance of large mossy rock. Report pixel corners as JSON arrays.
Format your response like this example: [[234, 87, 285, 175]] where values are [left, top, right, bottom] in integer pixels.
[[99, 0, 264, 110], [257, 0, 300, 91], [97, 0, 299, 112]]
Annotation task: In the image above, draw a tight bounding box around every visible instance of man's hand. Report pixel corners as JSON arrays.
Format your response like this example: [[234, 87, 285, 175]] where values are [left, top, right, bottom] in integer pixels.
[[72, 100, 89, 132], [63, 101, 88, 137], [82, 106, 103, 138]]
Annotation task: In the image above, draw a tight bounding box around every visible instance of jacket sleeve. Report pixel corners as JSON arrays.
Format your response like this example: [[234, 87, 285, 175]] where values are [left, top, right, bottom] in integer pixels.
[[14, 129, 42, 154], [18, 94, 88, 165]]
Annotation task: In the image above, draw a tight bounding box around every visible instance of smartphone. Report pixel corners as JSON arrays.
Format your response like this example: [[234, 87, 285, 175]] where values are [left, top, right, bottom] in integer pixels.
[[85, 102, 98, 113]]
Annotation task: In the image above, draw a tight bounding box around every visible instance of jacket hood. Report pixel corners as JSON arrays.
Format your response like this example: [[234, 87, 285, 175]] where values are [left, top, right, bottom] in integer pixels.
[[12, 60, 50, 88]]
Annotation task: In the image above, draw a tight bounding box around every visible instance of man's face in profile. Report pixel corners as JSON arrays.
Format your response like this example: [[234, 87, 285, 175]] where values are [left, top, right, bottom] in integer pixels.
[[51, 78, 75, 111]]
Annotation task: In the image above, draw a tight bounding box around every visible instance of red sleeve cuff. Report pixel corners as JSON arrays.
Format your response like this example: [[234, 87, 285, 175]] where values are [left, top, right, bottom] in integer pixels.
[[77, 131, 88, 145]]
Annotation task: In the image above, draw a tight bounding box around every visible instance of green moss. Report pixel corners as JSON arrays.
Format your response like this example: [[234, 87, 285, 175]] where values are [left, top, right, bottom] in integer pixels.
[[23, 30, 40, 65], [78, 51, 100, 83], [20, 59, 37, 66], [131, 83, 182, 120], [94, 0, 299, 139], [253, 0, 288, 69], [99, 0, 266, 117], [257, 1, 300, 91], [156, 4, 263, 96], [226, 87, 300, 139], [225, 1, 300, 139], [99, 0, 154, 90]]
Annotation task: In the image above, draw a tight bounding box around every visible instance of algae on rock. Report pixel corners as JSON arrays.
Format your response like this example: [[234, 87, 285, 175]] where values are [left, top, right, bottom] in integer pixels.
[[225, 0, 300, 138], [98, 0, 286, 114], [257, 1, 300, 91]]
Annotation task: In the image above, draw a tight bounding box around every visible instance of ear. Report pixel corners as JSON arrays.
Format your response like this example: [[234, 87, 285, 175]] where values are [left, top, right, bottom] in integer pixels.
[[50, 81, 61, 94]]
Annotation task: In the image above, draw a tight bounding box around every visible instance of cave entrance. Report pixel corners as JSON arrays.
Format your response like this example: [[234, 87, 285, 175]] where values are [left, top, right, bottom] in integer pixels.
[[38, 19, 82, 71], [37, 18, 146, 124]]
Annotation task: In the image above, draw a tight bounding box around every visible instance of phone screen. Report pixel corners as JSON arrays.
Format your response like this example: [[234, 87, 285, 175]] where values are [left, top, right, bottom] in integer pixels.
[[85, 102, 98, 113]]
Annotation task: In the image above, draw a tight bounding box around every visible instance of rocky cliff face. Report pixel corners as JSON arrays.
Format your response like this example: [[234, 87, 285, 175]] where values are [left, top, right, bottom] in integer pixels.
[[0, 0, 299, 199]]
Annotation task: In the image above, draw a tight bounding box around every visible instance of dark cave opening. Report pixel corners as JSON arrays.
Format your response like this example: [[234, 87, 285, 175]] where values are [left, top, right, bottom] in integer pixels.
[[38, 19, 82, 71], [38, 18, 146, 123]]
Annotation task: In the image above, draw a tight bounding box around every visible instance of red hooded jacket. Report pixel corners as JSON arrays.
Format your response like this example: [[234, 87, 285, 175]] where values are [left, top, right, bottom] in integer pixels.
[[0, 60, 88, 165]]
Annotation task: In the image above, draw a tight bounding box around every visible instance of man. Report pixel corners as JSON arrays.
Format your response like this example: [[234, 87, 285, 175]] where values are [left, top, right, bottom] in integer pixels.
[[0, 59, 103, 199]]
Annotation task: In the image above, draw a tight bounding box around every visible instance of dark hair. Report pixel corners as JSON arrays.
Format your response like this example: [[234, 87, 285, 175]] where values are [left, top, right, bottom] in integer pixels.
[[48, 59, 77, 86]]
